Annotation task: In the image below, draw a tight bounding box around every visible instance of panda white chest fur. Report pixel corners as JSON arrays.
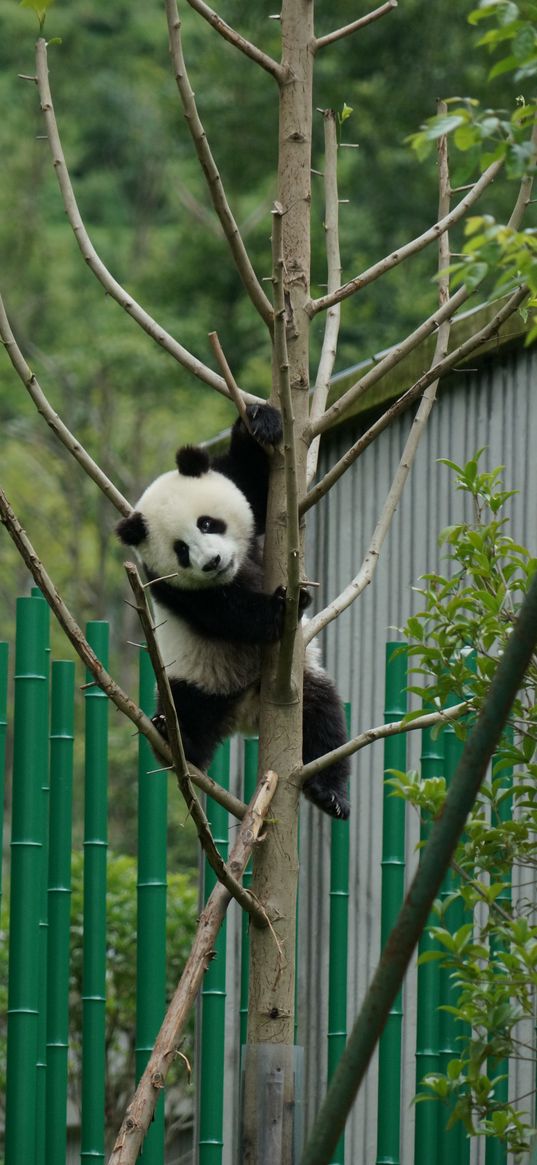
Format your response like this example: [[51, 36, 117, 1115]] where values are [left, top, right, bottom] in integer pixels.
[[151, 595, 262, 695]]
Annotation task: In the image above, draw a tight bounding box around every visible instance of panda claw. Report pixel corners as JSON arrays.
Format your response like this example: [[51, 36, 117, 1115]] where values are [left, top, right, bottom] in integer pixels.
[[151, 713, 169, 741], [245, 403, 283, 447], [302, 778, 350, 821]]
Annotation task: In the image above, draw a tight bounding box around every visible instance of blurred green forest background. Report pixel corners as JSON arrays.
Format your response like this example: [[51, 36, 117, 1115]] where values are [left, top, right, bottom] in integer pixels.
[[0, 0, 522, 859]]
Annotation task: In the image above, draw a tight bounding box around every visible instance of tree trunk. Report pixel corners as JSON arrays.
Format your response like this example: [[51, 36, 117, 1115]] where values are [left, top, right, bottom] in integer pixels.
[[242, 2, 313, 1161]]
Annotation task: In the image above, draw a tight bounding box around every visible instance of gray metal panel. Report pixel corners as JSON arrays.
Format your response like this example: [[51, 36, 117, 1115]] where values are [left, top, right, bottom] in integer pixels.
[[298, 343, 537, 1164]]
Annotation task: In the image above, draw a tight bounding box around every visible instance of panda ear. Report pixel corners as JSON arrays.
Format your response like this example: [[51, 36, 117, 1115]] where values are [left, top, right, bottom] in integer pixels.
[[116, 511, 147, 546], [176, 445, 210, 477]]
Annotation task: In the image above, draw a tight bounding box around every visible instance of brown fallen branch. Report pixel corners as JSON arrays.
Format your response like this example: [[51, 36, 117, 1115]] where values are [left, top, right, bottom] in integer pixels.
[[108, 769, 279, 1165]]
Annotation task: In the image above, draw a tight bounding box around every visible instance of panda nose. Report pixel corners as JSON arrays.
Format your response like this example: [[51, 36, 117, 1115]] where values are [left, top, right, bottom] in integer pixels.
[[203, 554, 221, 573]]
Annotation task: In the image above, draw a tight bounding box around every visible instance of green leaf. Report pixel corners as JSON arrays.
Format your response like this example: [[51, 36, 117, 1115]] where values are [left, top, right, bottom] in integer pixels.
[[19, 0, 54, 25]]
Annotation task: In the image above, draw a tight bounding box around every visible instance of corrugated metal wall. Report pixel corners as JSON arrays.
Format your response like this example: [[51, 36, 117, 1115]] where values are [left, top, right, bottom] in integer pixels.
[[297, 341, 537, 1164], [219, 340, 537, 1165]]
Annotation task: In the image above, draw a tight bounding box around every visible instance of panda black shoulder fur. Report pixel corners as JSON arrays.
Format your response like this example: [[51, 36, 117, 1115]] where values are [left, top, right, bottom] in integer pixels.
[[117, 403, 350, 819]]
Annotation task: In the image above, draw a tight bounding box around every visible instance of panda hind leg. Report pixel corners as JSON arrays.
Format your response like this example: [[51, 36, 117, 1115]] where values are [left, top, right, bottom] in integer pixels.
[[301, 670, 350, 820]]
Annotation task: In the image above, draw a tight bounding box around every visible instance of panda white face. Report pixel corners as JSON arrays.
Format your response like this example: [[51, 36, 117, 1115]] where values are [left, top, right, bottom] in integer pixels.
[[122, 467, 255, 590]]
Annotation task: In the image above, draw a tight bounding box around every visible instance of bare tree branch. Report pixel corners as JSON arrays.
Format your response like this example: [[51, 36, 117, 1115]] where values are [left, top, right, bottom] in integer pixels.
[[306, 111, 537, 442], [185, 0, 284, 80], [0, 293, 132, 516], [312, 0, 398, 52], [208, 332, 249, 424], [166, 0, 274, 329], [0, 487, 248, 820], [306, 157, 503, 318], [125, 562, 270, 926], [305, 109, 452, 640], [296, 700, 471, 784], [305, 283, 471, 442], [108, 769, 279, 1165], [271, 201, 301, 697], [34, 39, 260, 404], [301, 284, 530, 525], [307, 109, 342, 485]]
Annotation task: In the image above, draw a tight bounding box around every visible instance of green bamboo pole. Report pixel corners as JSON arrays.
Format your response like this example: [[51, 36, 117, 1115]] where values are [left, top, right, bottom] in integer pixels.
[[438, 698, 470, 1165], [300, 569, 537, 1165], [414, 719, 443, 1163], [376, 648, 407, 1165], [136, 647, 167, 1163], [199, 740, 230, 1165], [485, 739, 513, 1165], [0, 640, 8, 908], [5, 594, 49, 1165], [327, 704, 351, 1165], [46, 660, 75, 1165], [81, 620, 109, 1165], [34, 588, 51, 1165], [240, 737, 259, 1049]]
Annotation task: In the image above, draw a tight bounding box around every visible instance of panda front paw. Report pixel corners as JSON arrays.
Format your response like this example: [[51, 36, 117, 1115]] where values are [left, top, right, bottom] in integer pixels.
[[246, 404, 283, 447], [151, 712, 169, 741]]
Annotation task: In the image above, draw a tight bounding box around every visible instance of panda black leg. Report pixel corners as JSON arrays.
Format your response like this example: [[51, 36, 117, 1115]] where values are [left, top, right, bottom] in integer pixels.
[[301, 670, 351, 820]]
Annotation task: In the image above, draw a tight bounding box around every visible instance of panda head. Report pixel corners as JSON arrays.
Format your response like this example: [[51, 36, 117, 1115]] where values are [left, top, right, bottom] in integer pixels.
[[117, 445, 254, 589]]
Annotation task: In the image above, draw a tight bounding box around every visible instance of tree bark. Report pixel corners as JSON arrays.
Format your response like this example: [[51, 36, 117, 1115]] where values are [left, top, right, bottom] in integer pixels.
[[241, 2, 313, 1161]]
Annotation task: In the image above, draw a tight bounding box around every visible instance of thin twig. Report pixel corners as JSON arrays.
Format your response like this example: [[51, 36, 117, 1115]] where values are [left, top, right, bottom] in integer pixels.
[[306, 111, 537, 442], [306, 157, 503, 318], [0, 293, 132, 516], [0, 487, 248, 820], [305, 283, 471, 442], [34, 39, 261, 403], [107, 769, 279, 1165], [312, 0, 397, 52], [296, 700, 472, 784], [166, 0, 274, 329], [271, 201, 301, 698], [307, 109, 342, 485], [125, 562, 269, 926], [306, 109, 452, 642], [185, 0, 284, 80], [208, 332, 249, 424], [301, 284, 530, 530]]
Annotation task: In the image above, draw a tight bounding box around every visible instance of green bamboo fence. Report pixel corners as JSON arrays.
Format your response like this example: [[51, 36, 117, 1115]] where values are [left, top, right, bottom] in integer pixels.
[[376, 645, 407, 1165], [5, 594, 49, 1164], [35, 588, 51, 1165], [0, 640, 8, 908], [240, 736, 259, 1049], [484, 736, 513, 1165], [136, 647, 168, 1162], [438, 698, 470, 1165], [81, 620, 109, 1164], [46, 660, 75, 1165], [199, 741, 230, 1164], [414, 717, 443, 1162], [327, 704, 351, 1165]]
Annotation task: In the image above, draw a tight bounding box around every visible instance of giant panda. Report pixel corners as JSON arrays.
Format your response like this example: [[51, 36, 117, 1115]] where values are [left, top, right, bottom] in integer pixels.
[[117, 403, 350, 819]]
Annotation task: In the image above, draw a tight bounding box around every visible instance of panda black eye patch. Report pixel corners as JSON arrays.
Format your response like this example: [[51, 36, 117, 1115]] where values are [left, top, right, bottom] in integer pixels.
[[197, 515, 227, 535], [174, 539, 191, 567]]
